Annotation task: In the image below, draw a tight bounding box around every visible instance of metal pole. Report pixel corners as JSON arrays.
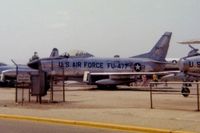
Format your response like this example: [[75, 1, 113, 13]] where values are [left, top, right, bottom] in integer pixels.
[[50, 60, 54, 102], [36, 96, 39, 103], [150, 83, 153, 109], [22, 83, 24, 105], [28, 73, 31, 102], [29, 85, 31, 102], [50, 77, 53, 102], [16, 66, 18, 103], [62, 66, 65, 102], [11, 59, 18, 103], [197, 83, 200, 111], [39, 95, 42, 104]]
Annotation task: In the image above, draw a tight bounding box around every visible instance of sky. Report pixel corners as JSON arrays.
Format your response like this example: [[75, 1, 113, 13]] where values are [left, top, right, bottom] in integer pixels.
[[0, 0, 200, 64]]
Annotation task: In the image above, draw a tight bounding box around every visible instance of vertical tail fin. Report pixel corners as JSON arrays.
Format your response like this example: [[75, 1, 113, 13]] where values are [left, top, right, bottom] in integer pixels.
[[132, 32, 172, 61], [50, 48, 59, 58]]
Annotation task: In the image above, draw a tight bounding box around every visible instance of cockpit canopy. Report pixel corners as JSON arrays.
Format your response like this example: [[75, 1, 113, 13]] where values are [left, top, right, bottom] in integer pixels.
[[61, 50, 94, 58]]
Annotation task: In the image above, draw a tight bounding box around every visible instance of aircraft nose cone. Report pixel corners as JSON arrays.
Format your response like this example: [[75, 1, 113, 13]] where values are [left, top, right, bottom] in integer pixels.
[[178, 58, 189, 72], [27, 59, 40, 69]]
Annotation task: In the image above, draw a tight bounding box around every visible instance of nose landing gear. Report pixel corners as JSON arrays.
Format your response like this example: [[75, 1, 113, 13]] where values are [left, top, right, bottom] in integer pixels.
[[181, 84, 191, 97]]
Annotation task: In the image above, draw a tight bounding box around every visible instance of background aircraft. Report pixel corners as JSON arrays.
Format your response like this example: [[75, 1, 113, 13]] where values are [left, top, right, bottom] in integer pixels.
[[28, 32, 172, 88], [0, 64, 35, 86], [0, 63, 7, 67], [161, 41, 200, 97], [0, 49, 59, 87], [0, 67, 38, 83]]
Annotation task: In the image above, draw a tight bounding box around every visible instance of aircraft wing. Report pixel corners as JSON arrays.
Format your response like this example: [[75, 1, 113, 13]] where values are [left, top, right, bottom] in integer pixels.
[[89, 71, 179, 76], [85, 71, 179, 86]]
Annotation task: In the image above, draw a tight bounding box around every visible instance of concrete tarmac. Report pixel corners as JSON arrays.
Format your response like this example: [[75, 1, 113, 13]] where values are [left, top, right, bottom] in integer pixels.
[[0, 85, 199, 132]]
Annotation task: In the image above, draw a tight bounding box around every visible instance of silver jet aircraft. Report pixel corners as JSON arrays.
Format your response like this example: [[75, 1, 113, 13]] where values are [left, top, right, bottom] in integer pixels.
[[161, 41, 200, 97], [0, 64, 36, 86], [28, 32, 172, 88]]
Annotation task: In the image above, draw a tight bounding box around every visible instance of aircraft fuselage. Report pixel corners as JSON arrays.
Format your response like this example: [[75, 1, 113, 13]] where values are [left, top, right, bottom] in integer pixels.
[[30, 57, 165, 77], [179, 56, 200, 76]]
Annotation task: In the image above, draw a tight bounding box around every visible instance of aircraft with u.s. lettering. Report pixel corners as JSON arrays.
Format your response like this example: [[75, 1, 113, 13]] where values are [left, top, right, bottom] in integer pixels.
[[161, 40, 200, 97], [28, 32, 172, 88]]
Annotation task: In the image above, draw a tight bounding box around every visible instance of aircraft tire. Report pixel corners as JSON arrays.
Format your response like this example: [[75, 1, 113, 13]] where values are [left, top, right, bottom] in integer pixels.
[[181, 87, 190, 97]]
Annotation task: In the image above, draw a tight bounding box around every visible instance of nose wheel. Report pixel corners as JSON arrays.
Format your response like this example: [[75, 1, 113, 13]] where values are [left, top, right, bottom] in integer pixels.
[[181, 86, 190, 97]]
